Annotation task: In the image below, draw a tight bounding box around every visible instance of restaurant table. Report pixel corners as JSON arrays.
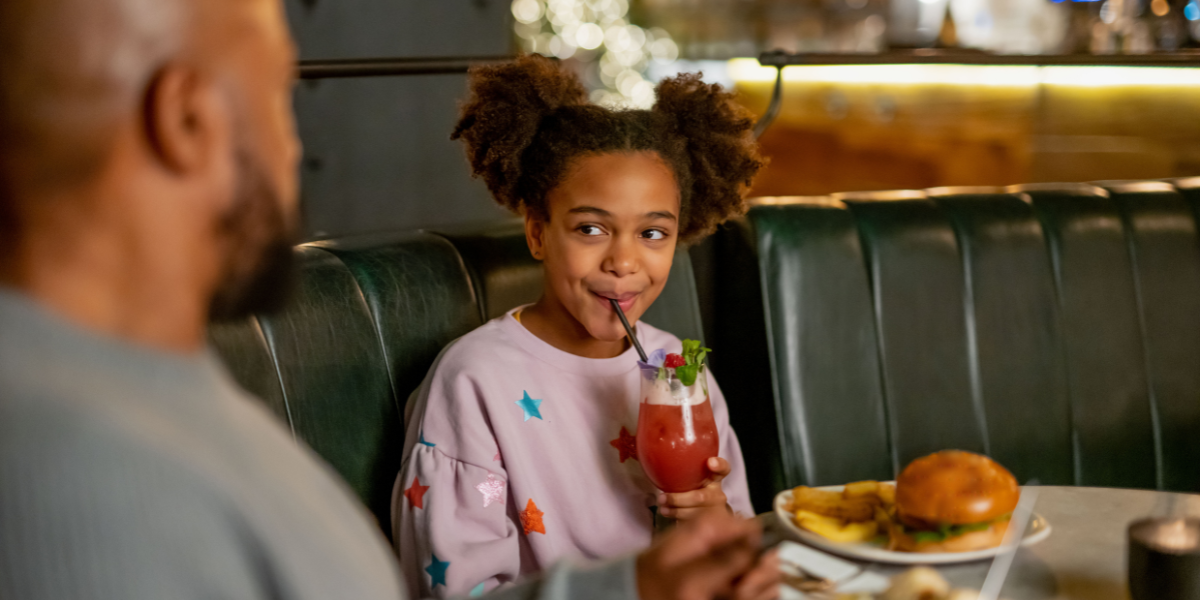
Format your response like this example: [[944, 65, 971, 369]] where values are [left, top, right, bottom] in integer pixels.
[[763, 486, 1200, 599]]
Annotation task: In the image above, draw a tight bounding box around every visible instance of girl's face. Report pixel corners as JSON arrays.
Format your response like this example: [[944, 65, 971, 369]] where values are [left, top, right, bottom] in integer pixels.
[[526, 151, 680, 344]]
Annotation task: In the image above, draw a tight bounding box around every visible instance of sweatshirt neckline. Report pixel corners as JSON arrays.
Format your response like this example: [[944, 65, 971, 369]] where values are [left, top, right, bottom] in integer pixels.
[[499, 305, 645, 378]]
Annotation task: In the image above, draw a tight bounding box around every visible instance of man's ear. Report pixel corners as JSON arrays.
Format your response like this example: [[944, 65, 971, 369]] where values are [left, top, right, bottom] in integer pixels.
[[524, 210, 546, 262], [143, 64, 230, 174]]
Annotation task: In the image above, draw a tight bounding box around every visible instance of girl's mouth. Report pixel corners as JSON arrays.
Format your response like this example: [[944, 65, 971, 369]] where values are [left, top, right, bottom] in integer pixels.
[[592, 291, 638, 313]]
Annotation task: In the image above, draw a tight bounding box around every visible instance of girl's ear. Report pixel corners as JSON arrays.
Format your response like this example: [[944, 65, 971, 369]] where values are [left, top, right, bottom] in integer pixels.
[[524, 210, 547, 261]]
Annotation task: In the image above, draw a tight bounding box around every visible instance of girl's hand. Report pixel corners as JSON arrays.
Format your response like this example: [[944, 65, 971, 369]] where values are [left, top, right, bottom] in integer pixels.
[[658, 457, 732, 521]]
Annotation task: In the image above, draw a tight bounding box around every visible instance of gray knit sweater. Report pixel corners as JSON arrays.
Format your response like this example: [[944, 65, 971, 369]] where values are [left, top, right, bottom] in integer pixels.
[[0, 289, 637, 600]]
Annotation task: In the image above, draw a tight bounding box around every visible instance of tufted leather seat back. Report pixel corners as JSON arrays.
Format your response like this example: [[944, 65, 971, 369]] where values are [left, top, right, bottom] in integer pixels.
[[716, 181, 1200, 510], [209, 234, 479, 538], [209, 221, 705, 536]]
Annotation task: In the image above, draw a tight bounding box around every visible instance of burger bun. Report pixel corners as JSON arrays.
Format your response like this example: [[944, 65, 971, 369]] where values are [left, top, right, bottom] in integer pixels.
[[895, 450, 1019, 526]]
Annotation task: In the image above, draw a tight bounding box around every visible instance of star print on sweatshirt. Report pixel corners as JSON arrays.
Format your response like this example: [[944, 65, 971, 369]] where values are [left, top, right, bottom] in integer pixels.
[[392, 307, 752, 599]]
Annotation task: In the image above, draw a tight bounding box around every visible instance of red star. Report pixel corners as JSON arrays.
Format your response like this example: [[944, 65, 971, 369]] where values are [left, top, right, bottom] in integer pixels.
[[519, 499, 546, 535], [610, 426, 638, 463], [404, 476, 430, 509]]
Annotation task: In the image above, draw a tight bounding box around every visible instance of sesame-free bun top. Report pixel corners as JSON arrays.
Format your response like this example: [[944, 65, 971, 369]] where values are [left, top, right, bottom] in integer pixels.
[[895, 450, 1019, 527]]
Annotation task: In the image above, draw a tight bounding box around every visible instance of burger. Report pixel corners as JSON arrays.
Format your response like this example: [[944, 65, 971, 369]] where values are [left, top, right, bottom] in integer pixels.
[[888, 450, 1019, 553]]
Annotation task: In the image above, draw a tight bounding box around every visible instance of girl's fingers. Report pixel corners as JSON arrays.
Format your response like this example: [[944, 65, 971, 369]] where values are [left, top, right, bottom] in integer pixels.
[[660, 490, 705, 509], [701, 457, 730, 487], [707, 457, 731, 477], [661, 502, 730, 520], [663, 506, 711, 521], [659, 484, 726, 509], [657, 459, 733, 513]]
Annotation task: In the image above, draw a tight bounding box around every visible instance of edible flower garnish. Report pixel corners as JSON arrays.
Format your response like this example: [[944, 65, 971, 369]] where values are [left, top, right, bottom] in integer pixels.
[[637, 348, 666, 380], [636, 341, 710, 385]]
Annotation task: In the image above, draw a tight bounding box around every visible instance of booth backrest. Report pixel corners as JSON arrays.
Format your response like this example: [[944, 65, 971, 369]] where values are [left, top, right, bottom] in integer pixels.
[[715, 181, 1200, 510], [210, 182, 1200, 524], [208, 220, 705, 537]]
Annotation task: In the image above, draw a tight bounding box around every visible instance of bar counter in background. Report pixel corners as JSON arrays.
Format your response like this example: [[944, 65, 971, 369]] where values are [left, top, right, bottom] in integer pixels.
[[731, 60, 1200, 196]]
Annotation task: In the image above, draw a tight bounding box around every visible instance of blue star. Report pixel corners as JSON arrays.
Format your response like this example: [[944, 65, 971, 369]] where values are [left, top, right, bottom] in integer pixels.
[[516, 391, 543, 422], [426, 554, 450, 588], [470, 583, 486, 597], [419, 431, 436, 447]]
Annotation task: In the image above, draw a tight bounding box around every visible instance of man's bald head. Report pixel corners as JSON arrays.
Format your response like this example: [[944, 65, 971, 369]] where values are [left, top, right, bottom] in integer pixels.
[[0, 0, 194, 189], [0, 0, 301, 348]]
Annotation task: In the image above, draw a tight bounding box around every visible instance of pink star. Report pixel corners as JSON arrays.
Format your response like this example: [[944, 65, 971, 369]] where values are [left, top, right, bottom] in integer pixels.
[[476, 473, 506, 508], [493, 452, 501, 462]]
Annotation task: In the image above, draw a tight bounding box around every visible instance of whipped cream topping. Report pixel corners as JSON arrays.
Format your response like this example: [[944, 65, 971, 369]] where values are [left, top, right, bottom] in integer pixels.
[[642, 374, 707, 406]]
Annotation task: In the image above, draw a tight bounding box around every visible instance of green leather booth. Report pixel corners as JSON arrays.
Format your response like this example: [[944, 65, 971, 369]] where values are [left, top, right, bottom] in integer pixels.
[[208, 221, 704, 538], [211, 178, 1200, 531], [713, 180, 1200, 511]]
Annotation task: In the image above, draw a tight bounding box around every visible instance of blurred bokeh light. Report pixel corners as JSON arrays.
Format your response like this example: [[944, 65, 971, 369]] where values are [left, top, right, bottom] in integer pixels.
[[513, 0, 680, 107]]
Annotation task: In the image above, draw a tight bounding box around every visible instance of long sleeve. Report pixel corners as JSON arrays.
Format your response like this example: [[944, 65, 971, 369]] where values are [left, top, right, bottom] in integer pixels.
[[396, 445, 520, 598], [395, 342, 525, 599], [707, 370, 755, 517], [0, 423, 267, 600]]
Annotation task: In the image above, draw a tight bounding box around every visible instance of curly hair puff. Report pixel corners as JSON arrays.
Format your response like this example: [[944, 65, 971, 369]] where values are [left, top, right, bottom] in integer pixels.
[[451, 54, 765, 244]]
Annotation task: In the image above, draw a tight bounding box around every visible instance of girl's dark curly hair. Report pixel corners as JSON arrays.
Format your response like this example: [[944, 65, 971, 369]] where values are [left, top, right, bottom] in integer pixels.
[[451, 54, 765, 244]]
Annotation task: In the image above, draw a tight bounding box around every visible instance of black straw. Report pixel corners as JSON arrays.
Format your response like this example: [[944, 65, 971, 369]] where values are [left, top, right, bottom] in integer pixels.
[[609, 299, 648, 362]]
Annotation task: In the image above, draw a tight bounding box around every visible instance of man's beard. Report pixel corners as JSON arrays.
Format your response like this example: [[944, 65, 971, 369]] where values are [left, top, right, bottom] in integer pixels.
[[207, 147, 297, 322]]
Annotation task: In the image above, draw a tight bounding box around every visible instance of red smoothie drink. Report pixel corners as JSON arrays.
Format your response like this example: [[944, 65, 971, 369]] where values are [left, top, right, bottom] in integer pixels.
[[636, 397, 719, 493]]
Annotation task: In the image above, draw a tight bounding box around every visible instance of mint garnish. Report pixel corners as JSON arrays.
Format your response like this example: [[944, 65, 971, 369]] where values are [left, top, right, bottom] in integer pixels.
[[675, 339, 711, 386]]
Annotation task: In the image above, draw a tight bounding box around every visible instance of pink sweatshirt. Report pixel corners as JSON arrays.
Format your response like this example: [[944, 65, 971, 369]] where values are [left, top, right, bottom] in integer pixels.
[[391, 308, 753, 599]]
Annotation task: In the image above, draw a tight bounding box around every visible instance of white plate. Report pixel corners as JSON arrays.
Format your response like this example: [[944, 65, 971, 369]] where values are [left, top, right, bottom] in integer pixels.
[[773, 485, 1052, 565]]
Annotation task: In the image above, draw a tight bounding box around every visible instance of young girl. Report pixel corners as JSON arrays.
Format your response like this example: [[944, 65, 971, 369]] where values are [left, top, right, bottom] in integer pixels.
[[393, 55, 766, 599]]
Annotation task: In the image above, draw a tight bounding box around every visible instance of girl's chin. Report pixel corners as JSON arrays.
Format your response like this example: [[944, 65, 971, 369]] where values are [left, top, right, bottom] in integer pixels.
[[579, 313, 637, 345], [584, 322, 633, 345], [567, 301, 643, 345]]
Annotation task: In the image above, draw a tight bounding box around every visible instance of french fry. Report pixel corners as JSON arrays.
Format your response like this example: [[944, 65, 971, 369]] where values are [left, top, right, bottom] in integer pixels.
[[791, 486, 844, 505], [794, 509, 879, 543], [842, 480, 881, 499], [874, 505, 892, 527], [877, 483, 896, 507], [792, 486, 878, 522], [791, 486, 847, 514]]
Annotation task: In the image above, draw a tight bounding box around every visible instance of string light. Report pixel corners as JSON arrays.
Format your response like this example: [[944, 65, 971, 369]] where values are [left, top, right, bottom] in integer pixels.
[[512, 0, 680, 108]]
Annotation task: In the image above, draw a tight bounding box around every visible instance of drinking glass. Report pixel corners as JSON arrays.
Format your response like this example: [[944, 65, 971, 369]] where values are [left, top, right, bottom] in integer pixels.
[[636, 364, 719, 494], [1128, 517, 1200, 600]]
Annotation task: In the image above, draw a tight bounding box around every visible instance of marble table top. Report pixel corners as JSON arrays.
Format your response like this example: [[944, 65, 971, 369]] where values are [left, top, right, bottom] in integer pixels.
[[763, 485, 1200, 599]]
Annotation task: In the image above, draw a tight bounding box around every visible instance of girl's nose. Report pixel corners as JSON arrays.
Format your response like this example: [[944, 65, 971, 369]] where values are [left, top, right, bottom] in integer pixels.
[[602, 236, 639, 278]]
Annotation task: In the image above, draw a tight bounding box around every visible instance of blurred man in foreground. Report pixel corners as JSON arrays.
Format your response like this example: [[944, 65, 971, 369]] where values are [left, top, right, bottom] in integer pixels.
[[0, 0, 779, 599]]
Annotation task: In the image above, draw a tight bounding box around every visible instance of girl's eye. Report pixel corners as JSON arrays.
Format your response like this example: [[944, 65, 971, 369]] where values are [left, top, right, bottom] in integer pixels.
[[578, 225, 604, 236], [642, 229, 667, 241]]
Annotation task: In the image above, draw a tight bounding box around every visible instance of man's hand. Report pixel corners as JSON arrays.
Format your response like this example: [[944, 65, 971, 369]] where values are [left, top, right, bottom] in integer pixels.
[[658, 457, 732, 521], [635, 512, 781, 600]]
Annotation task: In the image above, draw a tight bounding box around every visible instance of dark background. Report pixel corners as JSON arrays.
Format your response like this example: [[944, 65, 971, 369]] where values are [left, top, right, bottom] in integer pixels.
[[286, 0, 515, 240]]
